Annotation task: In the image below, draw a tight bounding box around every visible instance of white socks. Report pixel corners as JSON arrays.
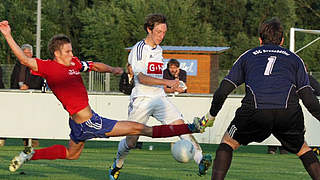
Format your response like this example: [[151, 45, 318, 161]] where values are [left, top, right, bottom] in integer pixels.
[[180, 134, 203, 164], [116, 138, 130, 168]]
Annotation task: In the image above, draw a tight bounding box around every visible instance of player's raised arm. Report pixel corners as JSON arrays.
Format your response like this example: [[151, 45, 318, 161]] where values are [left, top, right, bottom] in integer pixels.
[[87, 61, 123, 75], [0, 21, 37, 71]]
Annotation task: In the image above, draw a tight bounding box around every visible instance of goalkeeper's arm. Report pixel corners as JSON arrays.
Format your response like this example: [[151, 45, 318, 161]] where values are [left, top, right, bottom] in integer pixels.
[[209, 79, 236, 117], [298, 86, 320, 121], [199, 79, 236, 124]]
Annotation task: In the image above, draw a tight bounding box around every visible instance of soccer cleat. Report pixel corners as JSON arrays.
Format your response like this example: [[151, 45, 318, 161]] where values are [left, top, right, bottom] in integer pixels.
[[0, 139, 5, 147], [198, 154, 212, 176], [9, 146, 34, 172], [108, 159, 122, 180], [193, 113, 215, 133], [313, 147, 320, 155]]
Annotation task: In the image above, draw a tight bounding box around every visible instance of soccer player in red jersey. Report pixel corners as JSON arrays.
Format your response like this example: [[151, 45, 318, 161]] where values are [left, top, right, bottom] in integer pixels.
[[0, 20, 208, 174]]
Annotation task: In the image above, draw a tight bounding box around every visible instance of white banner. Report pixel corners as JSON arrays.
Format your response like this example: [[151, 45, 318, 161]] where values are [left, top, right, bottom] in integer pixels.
[[0, 90, 319, 146]]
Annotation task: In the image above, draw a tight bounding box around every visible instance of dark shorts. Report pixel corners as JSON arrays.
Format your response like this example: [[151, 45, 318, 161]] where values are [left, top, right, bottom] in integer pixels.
[[227, 105, 305, 154], [69, 110, 118, 143]]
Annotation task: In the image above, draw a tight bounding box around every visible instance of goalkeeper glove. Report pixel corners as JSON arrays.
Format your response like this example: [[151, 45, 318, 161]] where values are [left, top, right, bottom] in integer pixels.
[[193, 112, 215, 133], [200, 112, 215, 128]]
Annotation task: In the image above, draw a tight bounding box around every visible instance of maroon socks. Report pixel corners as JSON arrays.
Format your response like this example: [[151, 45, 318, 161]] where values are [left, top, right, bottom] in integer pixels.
[[152, 124, 192, 138], [31, 144, 67, 160]]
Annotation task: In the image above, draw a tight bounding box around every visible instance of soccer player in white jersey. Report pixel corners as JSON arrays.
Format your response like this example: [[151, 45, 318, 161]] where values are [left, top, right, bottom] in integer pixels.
[[109, 14, 212, 180]]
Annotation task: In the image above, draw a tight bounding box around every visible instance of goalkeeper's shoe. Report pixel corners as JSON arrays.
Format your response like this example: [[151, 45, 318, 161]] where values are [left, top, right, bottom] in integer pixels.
[[9, 146, 34, 172], [109, 159, 122, 180], [193, 113, 215, 133], [198, 154, 212, 176]]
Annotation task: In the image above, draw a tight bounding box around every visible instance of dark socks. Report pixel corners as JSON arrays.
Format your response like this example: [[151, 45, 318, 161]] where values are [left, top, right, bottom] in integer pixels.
[[299, 150, 320, 180], [212, 143, 233, 180]]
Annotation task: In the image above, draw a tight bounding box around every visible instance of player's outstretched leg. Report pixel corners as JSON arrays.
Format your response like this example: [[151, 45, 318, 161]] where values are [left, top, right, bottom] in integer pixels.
[[109, 159, 122, 180], [9, 146, 35, 172]]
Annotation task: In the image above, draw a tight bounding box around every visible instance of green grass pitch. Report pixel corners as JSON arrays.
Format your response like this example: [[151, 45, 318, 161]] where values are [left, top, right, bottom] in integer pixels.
[[0, 139, 312, 180]]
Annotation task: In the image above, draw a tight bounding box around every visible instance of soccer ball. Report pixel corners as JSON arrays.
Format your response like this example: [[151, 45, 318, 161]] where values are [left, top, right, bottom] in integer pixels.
[[171, 139, 195, 163]]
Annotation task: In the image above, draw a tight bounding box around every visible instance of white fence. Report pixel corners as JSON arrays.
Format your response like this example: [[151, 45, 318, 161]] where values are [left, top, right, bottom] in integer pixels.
[[88, 71, 110, 92], [0, 90, 320, 146], [0, 65, 114, 92]]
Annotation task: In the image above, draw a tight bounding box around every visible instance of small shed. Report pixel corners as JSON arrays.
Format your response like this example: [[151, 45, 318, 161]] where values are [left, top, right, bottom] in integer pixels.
[[162, 46, 229, 93], [126, 46, 229, 94]]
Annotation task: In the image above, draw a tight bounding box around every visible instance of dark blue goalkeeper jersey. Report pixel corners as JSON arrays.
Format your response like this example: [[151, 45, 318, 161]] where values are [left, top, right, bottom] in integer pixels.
[[225, 45, 310, 109]]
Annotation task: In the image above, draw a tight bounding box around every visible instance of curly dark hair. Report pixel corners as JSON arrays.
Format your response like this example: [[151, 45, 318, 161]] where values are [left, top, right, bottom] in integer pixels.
[[144, 13, 167, 33]]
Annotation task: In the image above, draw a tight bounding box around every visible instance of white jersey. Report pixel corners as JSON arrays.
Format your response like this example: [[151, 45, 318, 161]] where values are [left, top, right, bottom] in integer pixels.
[[129, 40, 166, 97]]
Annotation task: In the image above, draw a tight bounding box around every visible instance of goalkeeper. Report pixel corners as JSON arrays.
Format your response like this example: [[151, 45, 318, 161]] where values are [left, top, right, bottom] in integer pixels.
[[197, 17, 320, 180]]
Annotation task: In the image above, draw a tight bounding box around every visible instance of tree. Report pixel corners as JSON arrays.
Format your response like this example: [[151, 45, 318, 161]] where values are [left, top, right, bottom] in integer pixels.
[[196, 0, 297, 69], [246, 0, 297, 46], [77, 0, 219, 67], [77, 0, 128, 66], [0, 0, 318, 73], [0, 0, 36, 64], [295, 0, 320, 29], [41, 0, 90, 59], [294, 0, 320, 71]]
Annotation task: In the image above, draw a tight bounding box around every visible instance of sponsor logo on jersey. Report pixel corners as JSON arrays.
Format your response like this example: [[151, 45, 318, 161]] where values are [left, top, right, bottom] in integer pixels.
[[68, 69, 80, 75], [147, 62, 163, 74]]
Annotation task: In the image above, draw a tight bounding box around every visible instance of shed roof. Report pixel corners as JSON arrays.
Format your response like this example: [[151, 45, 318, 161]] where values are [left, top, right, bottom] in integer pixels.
[[126, 46, 230, 54], [162, 46, 229, 52]]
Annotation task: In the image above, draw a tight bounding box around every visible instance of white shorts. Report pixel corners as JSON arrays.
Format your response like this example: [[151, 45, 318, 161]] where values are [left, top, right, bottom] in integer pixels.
[[128, 96, 183, 125]]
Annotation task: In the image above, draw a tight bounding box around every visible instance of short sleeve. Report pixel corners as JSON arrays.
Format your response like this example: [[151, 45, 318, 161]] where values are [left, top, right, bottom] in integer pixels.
[[31, 58, 48, 78], [129, 46, 147, 76], [71, 56, 93, 72]]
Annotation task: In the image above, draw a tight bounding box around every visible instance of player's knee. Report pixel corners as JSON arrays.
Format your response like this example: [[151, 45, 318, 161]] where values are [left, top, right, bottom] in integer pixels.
[[66, 153, 81, 160], [297, 143, 312, 156], [126, 137, 139, 149], [66, 156, 80, 160], [170, 119, 184, 125], [222, 133, 240, 150], [299, 150, 319, 167], [132, 123, 145, 134], [126, 140, 137, 149], [217, 143, 234, 153]]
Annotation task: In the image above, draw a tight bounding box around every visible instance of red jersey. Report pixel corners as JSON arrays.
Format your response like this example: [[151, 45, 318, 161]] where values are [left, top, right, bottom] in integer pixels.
[[33, 57, 89, 115]]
